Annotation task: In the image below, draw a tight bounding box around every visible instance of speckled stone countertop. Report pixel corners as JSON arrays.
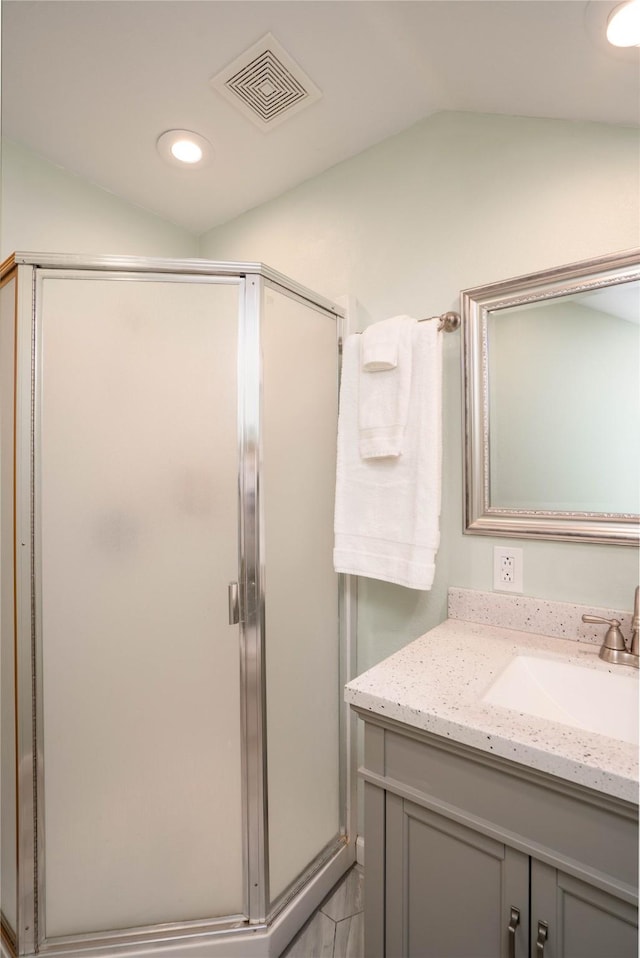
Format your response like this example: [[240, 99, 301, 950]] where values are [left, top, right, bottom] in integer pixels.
[[345, 617, 639, 804]]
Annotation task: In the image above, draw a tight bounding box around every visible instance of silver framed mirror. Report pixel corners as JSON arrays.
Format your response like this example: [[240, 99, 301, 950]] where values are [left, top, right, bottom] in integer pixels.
[[462, 248, 640, 545]]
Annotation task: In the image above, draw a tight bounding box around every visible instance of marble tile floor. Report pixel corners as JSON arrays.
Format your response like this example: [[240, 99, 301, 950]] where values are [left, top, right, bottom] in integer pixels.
[[280, 864, 364, 958]]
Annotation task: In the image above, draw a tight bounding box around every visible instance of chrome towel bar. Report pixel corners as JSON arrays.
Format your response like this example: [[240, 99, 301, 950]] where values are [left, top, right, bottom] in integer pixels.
[[354, 311, 461, 334]]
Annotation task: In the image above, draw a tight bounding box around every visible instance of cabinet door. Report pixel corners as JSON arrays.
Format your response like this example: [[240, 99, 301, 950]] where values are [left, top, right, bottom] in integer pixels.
[[531, 860, 638, 958], [385, 794, 529, 958]]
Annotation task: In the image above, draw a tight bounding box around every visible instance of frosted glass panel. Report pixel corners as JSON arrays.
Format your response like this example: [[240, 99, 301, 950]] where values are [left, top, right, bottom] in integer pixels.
[[0, 277, 18, 934], [263, 288, 340, 903], [39, 276, 243, 936]]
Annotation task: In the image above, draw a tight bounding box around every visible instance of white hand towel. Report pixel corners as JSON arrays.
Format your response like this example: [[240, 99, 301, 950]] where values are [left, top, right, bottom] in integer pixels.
[[359, 315, 416, 459], [361, 314, 414, 371], [334, 322, 442, 591]]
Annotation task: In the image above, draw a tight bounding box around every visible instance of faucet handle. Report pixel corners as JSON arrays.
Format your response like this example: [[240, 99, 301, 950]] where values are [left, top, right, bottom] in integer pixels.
[[581, 615, 627, 651], [630, 586, 639, 656]]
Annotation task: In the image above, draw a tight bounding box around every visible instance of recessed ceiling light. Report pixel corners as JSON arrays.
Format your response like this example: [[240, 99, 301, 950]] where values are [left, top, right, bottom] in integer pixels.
[[171, 139, 202, 163], [606, 0, 640, 46], [157, 130, 212, 168]]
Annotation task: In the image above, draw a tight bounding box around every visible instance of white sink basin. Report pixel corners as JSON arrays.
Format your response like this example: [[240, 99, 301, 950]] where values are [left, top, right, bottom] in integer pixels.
[[483, 654, 639, 746]]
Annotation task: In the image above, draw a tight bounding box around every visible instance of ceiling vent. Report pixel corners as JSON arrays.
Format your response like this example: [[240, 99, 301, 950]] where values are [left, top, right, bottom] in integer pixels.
[[211, 33, 322, 132]]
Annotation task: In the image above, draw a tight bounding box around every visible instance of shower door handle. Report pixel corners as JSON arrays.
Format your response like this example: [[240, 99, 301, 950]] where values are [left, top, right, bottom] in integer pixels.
[[228, 581, 240, 625]]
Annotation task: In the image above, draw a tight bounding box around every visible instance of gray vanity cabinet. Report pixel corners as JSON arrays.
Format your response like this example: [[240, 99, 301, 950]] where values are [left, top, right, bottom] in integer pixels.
[[530, 860, 638, 958], [356, 710, 638, 958], [385, 794, 529, 957]]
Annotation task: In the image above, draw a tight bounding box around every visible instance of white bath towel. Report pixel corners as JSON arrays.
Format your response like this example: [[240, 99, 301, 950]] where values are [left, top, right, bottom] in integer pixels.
[[334, 322, 442, 590], [359, 315, 416, 459]]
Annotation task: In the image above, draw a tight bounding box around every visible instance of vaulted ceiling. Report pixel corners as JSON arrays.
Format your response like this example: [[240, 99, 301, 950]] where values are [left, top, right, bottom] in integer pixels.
[[2, 1, 638, 234]]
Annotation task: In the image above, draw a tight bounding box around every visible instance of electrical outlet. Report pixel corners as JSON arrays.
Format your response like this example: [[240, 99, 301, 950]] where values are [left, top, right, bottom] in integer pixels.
[[493, 546, 523, 593]]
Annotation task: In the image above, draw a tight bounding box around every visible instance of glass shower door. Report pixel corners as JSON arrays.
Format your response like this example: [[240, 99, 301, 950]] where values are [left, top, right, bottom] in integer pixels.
[[36, 273, 244, 938], [262, 285, 341, 906]]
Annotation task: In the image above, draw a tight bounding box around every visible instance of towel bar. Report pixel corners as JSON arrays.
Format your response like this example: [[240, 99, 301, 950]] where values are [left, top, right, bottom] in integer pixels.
[[430, 310, 461, 332], [352, 311, 461, 334]]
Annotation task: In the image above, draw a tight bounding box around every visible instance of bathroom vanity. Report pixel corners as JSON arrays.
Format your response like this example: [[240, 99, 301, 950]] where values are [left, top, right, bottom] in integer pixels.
[[345, 590, 639, 958]]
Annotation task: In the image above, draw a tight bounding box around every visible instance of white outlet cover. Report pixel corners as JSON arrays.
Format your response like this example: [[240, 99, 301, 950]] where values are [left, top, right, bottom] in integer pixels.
[[493, 546, 523, 593]]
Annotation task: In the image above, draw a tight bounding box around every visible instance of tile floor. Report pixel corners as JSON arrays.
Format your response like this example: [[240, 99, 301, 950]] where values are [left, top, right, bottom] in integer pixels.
[[280, 865, 364, 958]]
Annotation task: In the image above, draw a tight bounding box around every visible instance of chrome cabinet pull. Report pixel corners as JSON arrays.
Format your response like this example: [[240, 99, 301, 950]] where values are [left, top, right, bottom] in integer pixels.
[[228, 581, 239, 625], [536, 920, 549, 956], [507, 906, 520, 958]]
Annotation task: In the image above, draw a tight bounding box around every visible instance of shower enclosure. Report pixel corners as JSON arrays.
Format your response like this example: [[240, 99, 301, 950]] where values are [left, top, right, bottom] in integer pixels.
[[0, 253, 354, 958]]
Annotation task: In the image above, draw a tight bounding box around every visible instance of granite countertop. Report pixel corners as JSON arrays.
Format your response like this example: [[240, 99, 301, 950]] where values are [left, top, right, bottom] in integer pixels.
[[345, 618, 639, 804]]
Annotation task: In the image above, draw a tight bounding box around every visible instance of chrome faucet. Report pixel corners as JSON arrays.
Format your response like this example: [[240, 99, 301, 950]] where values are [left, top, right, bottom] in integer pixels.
[[630, 586, 639, 657], [582, 587, 639, 669]]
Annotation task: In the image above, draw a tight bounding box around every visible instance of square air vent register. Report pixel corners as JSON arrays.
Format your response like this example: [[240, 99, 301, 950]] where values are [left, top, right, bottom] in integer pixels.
[[211, 33, 322, 131]]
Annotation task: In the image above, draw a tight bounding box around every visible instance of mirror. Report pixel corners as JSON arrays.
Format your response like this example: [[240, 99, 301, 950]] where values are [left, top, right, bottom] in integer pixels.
[[462, 249, 640, 544]]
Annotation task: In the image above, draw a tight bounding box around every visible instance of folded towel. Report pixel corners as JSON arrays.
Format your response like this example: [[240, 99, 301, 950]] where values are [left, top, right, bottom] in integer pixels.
[[361, 314, 415, 371], [359, 315, 416, 459], [334, 322, 442, 591]]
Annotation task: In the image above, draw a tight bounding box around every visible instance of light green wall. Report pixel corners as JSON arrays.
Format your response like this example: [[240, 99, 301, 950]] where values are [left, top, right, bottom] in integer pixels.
[[200, 111, 640, 670], [3, 114, 638, 672], [1, 139, 198, 260]]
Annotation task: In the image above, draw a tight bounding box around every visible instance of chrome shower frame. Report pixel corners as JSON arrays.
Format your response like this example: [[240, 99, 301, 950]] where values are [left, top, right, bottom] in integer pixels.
[[0, 252, 356, 958]]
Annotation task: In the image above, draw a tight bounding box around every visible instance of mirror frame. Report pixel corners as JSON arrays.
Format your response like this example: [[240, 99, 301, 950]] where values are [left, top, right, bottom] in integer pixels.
[[462, 248, 640, 545]]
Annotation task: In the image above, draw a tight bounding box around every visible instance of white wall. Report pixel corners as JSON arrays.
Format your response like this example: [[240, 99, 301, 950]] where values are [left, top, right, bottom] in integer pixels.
[[1, 139, 198, 260], [199, 111, 640, 670]]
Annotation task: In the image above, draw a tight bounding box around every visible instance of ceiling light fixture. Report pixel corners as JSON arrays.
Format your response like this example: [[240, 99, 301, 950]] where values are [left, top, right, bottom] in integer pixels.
[[171, 139, 202, 164], [606, 0, 640, 46], [156, 130, 212, 168]]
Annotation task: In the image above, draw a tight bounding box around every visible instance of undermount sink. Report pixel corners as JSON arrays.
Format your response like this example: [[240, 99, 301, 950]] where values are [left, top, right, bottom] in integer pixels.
[[483, 654, 639, 746]]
